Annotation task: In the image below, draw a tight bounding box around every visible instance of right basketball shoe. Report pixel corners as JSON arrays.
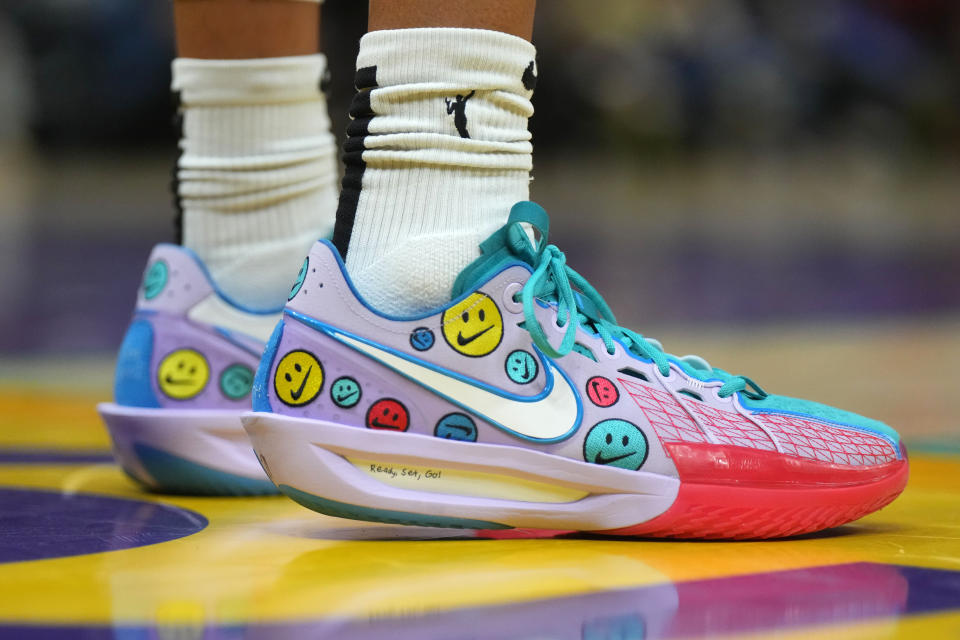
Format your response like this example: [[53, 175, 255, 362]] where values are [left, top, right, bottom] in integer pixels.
[[99, 244, 294, 495], [244, 202, 908, 538]]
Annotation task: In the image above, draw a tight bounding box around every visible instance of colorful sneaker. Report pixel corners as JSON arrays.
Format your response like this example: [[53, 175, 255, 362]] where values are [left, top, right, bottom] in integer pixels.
[[98, 244, 288, 495], [243, 202, 908, 538]]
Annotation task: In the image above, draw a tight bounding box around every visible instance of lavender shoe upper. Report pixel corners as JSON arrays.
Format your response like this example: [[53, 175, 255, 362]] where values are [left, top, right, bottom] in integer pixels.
[[114, 244, 280, 411], [253, 206, 901, 479]]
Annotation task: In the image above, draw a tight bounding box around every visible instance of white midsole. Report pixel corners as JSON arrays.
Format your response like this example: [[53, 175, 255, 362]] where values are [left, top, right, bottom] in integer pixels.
[[243, 412, 680, 531], [98, 403, 267, 484]]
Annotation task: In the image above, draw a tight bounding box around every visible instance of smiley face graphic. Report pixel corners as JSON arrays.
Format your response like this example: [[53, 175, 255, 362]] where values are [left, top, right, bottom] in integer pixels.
[[434, 413, 477, 442], [409, 327, 435, 352], [157, 349, 209, 400], [583, 419, 648, 471], [143, 260, 168, 300], [288, 257, 309, 301], [505, 349, 538, 384], [586, 376, 619, 408], [441, 292, 504, 357], [330, 376, 362, 409], [220, 363, 254, 400], [274, 350, 324, 406], [366, 398, 409, 431]]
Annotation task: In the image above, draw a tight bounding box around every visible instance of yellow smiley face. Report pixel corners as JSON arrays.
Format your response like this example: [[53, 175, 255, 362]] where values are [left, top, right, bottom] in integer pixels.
[[441, 292, 504, 357], [274, 350, 324, 406], [157, 349, 210, 400]]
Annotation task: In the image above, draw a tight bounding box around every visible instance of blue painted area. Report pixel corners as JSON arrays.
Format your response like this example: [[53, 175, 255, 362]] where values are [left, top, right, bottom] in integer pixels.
[[252, 321, 284, 413], [133, 444, 277, 496], [113, 318, 160, 408], [0, 449, 113, 464], [278, 484, 510, 530], [0, 487, 206, 564], [0, 563, 955, 638]]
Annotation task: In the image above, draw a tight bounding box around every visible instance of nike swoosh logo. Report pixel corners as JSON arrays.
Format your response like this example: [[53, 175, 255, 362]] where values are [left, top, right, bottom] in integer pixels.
[[442, 424, 472, 435], [595, 452, 635, 465], [456, 325, 493, 346], [292, 314, 581, 442], [289, 366, 312, 400]]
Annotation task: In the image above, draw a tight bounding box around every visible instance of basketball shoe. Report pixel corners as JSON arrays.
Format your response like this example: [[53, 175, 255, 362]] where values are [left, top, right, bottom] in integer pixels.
[[98, 244, 298, 495], [243, 202, 908, 538]]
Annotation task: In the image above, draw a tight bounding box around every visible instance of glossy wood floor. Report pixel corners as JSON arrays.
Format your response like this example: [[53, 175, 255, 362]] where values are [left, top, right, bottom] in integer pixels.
[[1, 320, 958, 638]]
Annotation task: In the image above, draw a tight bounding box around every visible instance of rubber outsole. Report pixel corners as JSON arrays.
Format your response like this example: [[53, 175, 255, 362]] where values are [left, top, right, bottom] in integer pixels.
[[131, 443, 278, 496], [597, 463, 908, 539]]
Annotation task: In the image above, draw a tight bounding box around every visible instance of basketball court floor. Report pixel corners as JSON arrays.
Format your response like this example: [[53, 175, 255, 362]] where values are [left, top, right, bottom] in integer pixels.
[[1, 318, 958, 638]]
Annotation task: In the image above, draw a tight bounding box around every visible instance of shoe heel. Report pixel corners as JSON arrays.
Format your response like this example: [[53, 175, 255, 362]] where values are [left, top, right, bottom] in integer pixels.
[[99, 403, 277, 496]]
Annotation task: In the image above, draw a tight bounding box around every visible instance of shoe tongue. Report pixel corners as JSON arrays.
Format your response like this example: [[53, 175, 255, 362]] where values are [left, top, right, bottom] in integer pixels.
[[451, 201, 550, 298]]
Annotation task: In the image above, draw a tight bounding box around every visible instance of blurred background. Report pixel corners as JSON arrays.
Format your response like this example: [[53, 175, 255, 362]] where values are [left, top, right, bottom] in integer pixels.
[[0, 0, 956, 440]]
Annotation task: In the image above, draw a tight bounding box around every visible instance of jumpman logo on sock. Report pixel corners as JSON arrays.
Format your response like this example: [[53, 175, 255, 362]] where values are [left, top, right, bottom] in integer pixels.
[[445, 90, 476, 139]]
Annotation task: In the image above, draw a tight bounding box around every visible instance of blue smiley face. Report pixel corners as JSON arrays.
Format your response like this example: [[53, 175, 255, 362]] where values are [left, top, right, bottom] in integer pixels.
[[583, 420, 648, 471], [330, 376, 362, 408], [143, 260, 168, 300], [288, 257, 309, 301], [410, 327, 435, 351], [434, 413, 477, 442], [505, 349, 538, 384]]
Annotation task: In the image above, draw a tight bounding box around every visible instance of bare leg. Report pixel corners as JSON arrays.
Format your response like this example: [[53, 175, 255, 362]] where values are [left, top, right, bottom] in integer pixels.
[[369, 0, 535, 41], [174, 0, 320, 58]]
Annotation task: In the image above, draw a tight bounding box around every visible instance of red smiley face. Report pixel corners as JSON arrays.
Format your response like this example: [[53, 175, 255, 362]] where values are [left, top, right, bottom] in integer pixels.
[[586, 376, 619, 408], [366, 398, 410, 431]]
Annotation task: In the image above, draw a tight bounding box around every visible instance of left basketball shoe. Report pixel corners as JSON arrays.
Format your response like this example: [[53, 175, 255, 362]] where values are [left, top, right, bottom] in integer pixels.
[[98, 244, 289, 495], [243, 201, 908, 538]]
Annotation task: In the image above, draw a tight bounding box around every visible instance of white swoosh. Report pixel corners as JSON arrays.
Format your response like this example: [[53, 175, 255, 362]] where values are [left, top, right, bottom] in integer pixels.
[[188, 294, 280, 343], [333, 333, 581, 441]]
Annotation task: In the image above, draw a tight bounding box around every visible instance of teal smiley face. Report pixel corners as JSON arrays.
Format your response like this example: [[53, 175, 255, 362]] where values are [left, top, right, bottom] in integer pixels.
[[505, 349, 538, 384], [330, 376, 362, 408], [143, 260, 168, 300], [288, 257, 309, 301], [219, 364, 254, 400], [583, 419, 648, 471]]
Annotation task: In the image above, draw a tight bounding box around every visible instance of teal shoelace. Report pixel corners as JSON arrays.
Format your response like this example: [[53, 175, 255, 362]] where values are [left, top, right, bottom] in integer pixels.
[[519, 243, 766, 400]]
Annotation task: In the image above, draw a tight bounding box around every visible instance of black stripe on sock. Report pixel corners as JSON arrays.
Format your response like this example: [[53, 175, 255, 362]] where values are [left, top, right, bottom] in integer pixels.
[[332, 65, 378, 259], [169, 90, 185, 244]]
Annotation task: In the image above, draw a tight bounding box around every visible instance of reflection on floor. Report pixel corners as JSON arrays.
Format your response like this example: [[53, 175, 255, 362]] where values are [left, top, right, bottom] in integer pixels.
[[0, 357, 958, 638]]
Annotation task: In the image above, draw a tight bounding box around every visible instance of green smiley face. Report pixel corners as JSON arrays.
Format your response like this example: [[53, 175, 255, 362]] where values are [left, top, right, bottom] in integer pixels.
[[143, 260, 168, 300], [505, 349, 538, 384], [330, 376, 362, 408], [288, 257, 309, 301], [220, 364, 254, 400], [583, 419, 648, 471]]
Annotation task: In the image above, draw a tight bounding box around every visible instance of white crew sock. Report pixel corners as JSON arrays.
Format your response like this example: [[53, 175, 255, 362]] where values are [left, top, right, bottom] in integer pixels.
[[172, 54, 338, 310], [336, 28, 537, 316]]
